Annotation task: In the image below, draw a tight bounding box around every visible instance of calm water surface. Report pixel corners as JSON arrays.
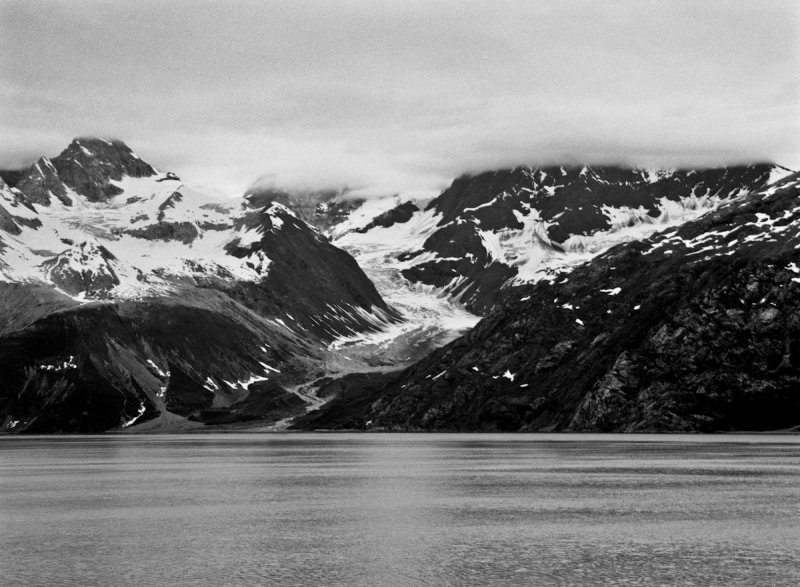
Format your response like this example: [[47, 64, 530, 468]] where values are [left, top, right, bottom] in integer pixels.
[[1, 433, 799, 586]]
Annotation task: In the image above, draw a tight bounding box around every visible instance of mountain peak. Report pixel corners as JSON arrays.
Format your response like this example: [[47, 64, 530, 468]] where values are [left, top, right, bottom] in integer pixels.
[[14, 137, 159, 205], [56, 137, 157, 188], [66, 136, 138, 158]]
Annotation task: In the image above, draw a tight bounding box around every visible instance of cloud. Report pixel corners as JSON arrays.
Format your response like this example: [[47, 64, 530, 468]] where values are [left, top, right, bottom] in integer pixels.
[[1, 0, 798, 197]]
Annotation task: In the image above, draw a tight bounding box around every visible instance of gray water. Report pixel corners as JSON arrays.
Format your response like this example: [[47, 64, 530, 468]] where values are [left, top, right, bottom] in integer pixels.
[[1, 434, 799, 586]]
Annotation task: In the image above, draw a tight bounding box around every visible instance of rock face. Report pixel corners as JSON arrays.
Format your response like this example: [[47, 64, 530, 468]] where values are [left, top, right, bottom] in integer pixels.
[[0, 168, 27, 188], [296, 172, 800, 432], [0, 138, 399, 433], [15, 138, 156, 205], [355, 201, 418, 233], [14, 157, 74, 206], [335, 164, 784, 314], [41, 241, 125, 297]]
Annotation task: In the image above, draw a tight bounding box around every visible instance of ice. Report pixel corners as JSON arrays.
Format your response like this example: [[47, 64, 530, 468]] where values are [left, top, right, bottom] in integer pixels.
[[464, 194, 501, 213], [766, 165, 795, 186], [258, 362, 281, 373], [331, 206, 480, 353], [477, 229, 506, 263], [236, 226, 264, 247], [39, 355, 78, 372], [146, 359, 169, 378], [121, 402, 147, 428]]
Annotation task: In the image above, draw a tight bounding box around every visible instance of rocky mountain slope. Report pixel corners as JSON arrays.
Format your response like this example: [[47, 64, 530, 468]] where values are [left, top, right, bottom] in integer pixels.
[[333, 165, 787, 314], [0, 138, 399, 433], [296, 171, 800, 432]]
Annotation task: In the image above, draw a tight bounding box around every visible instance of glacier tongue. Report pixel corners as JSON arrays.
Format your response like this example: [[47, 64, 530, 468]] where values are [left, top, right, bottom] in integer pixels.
[[330, 204, 479, 364]]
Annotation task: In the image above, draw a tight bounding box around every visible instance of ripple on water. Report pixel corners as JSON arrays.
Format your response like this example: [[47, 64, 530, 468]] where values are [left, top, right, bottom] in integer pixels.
[[1, 433, 799, 586]]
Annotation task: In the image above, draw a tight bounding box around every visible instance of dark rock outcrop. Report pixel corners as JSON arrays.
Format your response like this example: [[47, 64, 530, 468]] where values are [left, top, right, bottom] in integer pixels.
[[16, 138, 156, 206], [15, 157, 73, 206], [355, 201, 418, 233], [126, 221, 200, 244], [0, 168, 26, 187]]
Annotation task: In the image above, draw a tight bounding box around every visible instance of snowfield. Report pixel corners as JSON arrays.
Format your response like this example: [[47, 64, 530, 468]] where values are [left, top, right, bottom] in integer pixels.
[[0, 170, 295, 299]]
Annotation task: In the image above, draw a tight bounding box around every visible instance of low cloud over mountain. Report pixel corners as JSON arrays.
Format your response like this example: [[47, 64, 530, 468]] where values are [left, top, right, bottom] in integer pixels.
[[2, 1, 798, 197]]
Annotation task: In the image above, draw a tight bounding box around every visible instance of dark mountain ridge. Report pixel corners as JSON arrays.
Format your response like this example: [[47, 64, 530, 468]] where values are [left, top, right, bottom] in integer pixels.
[[393, 164, 783, 313]]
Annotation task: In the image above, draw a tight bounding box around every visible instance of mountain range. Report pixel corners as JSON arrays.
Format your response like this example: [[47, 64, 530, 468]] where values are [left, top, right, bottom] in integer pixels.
[[300, 170, 800, 431], [1, 137, 797, 433]]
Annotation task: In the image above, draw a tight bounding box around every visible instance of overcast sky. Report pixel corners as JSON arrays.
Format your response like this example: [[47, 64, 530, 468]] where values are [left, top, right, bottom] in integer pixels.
[[2, 0, 798, 198]]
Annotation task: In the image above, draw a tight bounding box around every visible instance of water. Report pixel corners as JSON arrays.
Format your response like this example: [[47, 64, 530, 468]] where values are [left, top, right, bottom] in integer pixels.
[[1, 434, 799, 586]]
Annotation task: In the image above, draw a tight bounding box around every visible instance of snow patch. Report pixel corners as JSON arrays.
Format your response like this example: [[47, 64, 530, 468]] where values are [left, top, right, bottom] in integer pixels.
[[121, 402, 146, 428]]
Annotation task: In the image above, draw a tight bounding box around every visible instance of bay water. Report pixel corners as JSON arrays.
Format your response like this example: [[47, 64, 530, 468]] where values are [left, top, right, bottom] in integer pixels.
[[1, 433, 798, 585]]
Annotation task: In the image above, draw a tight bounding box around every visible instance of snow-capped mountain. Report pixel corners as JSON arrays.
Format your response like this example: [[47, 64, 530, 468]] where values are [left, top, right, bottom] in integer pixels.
[[332, 164, 790, 313], [1, 138, 396, 326], [0, 138, 400, 433], [298, 171, 800, 432]]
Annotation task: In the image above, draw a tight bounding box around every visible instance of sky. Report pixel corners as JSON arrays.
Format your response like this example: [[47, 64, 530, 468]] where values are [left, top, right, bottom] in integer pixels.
[[1, 0, 799, 198]]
